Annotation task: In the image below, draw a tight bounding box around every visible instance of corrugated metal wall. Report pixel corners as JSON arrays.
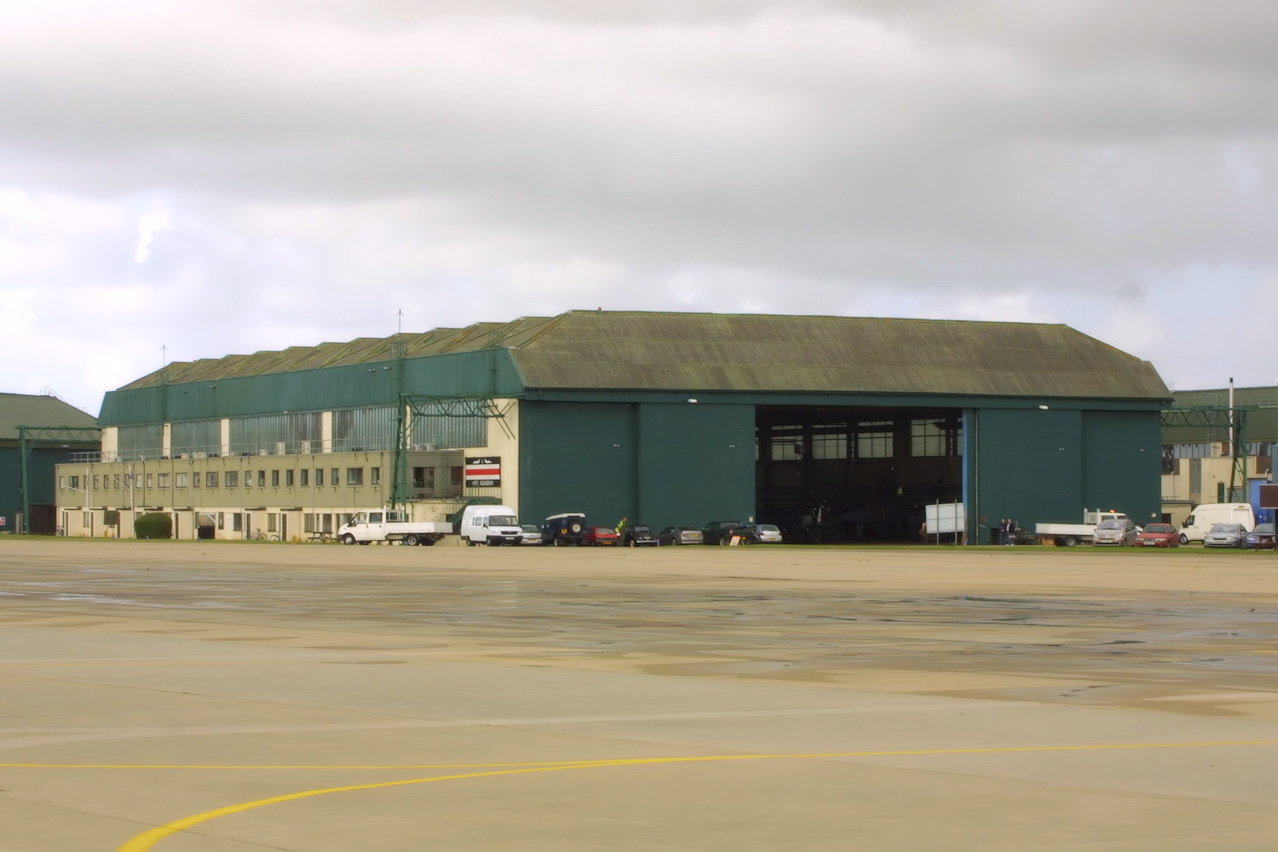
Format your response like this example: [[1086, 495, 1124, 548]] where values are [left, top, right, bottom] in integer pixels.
[[117, 424, 164, 459], [409, 404, 487, 449], [171, 420, 220, 456], [333, 407, 397, 452], [229, 412, 323, 455]]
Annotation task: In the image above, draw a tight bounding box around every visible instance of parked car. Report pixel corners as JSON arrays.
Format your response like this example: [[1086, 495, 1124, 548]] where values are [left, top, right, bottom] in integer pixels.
[[1203, 523, 1246, 548], [583, 526, 620, 546], [737, 523, 783, 543], [702, 520, 742, 545], [1135, 523, 1180, 548], [658, 526, 703, 546], [518, 524, 543, 545], [1244, 523, 1275, 550], [1093, 518, 1139, 547], [621, 524, 659, 547], [542, 513, 587, 546]]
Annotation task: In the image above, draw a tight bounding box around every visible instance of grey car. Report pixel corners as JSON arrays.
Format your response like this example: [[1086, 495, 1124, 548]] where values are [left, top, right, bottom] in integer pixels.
[[1203, 523, 1246, 548], [1093, 518, 1138, 546]]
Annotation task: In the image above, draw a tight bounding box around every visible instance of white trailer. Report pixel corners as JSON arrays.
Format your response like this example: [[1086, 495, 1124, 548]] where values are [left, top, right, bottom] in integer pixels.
[[1035, 510, 1130, 547], [337, 510, 452, 546]]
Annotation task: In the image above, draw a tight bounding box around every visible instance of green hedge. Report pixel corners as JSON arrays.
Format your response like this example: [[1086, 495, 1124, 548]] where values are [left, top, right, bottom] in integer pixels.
[[134, 513, 172, 540]]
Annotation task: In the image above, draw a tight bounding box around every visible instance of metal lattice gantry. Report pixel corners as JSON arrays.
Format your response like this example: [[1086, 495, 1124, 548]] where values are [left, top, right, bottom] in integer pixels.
[[1160, 406, 1250, 502], [16, 425, 102, 535], [391, 395, 513, 510]]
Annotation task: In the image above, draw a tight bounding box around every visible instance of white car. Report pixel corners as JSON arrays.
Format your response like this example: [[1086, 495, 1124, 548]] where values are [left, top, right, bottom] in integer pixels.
[[518, 524, 543, 545], [1203, 523, 1246, 548], [739, 523, 784, 544]]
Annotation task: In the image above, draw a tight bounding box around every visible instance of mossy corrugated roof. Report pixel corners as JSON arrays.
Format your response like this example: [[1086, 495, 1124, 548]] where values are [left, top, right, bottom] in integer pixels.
[[120, 311, 1169, 400], [0, 392, 99, 441]]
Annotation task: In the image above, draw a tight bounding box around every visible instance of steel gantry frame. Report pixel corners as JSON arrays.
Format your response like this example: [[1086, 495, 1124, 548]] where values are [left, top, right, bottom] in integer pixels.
[[390, 395, 512, 512], [1160, 406, 1251, 503], [15, 425, 102, 534]]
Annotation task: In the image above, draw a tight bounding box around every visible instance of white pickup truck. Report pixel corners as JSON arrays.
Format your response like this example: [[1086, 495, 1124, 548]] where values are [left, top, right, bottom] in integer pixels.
[[1035, 510, 1130, 547], [337, 510, 452, 546]]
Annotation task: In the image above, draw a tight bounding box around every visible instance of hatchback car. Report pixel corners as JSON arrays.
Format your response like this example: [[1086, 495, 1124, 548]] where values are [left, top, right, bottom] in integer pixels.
[[518, 524, 543, 545], [621, 524, 659, 547], [702, 520, 742, 545], [737, 523, 783, 543], [1203, 523, 1246, 548], [1244, 523, 1275, 550], [1093, 518, 1139, 546], [1135, 523, 1179, 547], [658, 526, 703, 546], [583, 526, 620, 546]]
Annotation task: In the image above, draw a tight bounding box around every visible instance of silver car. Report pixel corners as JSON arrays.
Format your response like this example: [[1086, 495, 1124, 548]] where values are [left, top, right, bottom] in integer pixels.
[[1093, 518, 1138, 546], [1203, 523, 1246, 548]]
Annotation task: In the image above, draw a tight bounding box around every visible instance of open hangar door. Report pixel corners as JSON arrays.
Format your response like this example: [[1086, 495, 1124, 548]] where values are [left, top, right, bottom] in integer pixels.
[[756, 406, 964, 543]]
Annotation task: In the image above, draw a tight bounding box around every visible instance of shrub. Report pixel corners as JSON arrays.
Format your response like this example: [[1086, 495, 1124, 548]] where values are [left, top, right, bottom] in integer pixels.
[[134, 513, 172, 540]]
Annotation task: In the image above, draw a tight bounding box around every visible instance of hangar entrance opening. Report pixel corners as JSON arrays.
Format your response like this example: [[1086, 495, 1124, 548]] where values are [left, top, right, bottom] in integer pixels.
[[756, 406, 964, 543]]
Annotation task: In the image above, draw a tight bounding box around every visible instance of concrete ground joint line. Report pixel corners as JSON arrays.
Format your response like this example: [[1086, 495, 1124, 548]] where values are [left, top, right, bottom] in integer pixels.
[[112, 740, 1278, 852]]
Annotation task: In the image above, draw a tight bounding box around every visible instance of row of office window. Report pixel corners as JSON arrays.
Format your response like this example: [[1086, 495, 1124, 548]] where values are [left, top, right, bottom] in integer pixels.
[[763, 418, 963, 462], [62, 468, 382, 491]]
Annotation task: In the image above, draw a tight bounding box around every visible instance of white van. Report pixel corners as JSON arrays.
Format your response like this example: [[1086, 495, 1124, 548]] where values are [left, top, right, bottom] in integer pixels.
[[1179, 503, 1254, 544], [459, 504, 522, 546]]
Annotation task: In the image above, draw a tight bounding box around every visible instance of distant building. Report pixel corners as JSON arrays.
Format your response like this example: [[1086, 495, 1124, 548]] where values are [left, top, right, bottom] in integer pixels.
[[0, 392, 99, 534], [1161, 386, 1278, 526], [57, 311, 1170, 543]]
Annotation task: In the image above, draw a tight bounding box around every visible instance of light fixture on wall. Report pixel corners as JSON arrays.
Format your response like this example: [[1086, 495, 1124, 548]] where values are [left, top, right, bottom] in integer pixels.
[[687, 398, 698, 404]]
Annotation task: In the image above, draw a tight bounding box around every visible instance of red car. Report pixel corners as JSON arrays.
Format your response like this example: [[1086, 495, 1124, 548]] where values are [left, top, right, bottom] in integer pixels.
[[1135, 523, 1179, 547], [583, 526, 620, 546]]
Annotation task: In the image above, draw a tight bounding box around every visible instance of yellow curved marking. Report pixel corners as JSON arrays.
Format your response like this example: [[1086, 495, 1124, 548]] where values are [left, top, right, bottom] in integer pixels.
[[114, 739, 1278, 852]]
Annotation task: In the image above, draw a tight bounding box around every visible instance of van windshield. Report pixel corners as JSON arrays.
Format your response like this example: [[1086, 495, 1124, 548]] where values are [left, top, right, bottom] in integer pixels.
[[1097, 520, 1124, 529], [490, 515, 517, 526]]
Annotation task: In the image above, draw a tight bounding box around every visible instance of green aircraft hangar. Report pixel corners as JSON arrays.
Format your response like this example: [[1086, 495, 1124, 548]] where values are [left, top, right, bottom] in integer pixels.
[[87, 310, 1170, 544]]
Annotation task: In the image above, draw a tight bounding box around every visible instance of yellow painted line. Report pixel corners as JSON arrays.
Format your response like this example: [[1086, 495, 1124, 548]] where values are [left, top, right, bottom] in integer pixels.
[[113, 739, 1278, 852]]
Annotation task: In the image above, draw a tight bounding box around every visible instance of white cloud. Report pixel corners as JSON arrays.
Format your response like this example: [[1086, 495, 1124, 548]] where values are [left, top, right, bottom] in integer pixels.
[[2, 2, 1278, 409]]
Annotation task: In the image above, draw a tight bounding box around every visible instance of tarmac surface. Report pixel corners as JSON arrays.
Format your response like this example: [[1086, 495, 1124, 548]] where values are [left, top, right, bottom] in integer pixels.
[[2, 538, 1277, 851]]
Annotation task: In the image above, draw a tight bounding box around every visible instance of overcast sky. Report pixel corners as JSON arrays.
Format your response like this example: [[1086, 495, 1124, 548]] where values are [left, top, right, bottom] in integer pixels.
[[2, 1, 1276, 414]]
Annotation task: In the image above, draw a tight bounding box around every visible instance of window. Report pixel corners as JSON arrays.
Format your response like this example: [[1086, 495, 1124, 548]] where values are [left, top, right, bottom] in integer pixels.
[[69, 475, 80, 489], [59, 476, 67, 489], [206, 471, 219, 488], [158, 473, 170, 489], [370, 467, 381, 485], [93, 476, 100, 490], [146, 474, 154, 488], [811, 425, 848, 460], [244, 470, 252, 487], [267, 513, 277, 533], [192, 471, 200, 488], [856, 421, 894, 459], [225, 470, 238, 488], [304, 514, 315, 533], [910, 419, 951, 457], [125, 473, 133, 487], [232, 512, 242, 532], [413, 466, 435, 491], [299, 469, 307, 487], [257, 470, 266, 487], [322, 513, 333, 533], [451, 466, 463, 489], [114, 474, 121, 490], [217, 512, 224, 530], [770, 426, 802, 461], [331, 468, 340, 486], [346, 467, 364, 486], [271, 470, 280, 487], [175, 473, 189, 488], [315, 468, 323, 487]]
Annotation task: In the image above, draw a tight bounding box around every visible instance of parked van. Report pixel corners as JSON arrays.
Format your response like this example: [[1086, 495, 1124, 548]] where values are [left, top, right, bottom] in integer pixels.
[[1179, 503, 1254, 544], [459, 504, 522, 546]]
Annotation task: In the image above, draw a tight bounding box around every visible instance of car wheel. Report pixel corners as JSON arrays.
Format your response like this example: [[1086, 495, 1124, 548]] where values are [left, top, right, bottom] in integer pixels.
[[1179, 534, 1189, 545], [1062, 536, 1077, 547], [404, 534, 419, 546], [628, 540, 636, 547], [342, 533, 356, 545], [553, 537, 562, 547]]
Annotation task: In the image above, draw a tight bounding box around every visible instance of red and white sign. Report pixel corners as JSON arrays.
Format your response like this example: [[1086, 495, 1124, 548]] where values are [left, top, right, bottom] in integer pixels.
[[0, 516, 6, 527], [465, 456, 501, 487]]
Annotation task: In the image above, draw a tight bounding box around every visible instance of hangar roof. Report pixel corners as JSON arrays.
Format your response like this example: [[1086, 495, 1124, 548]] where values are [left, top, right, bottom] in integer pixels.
[[0, 392, 99, 441], [121, 311, 1169, 401]]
